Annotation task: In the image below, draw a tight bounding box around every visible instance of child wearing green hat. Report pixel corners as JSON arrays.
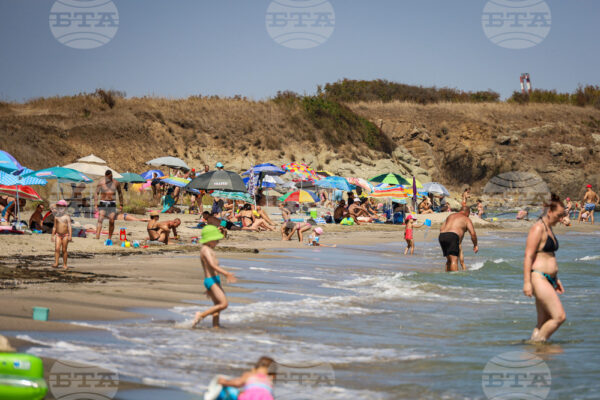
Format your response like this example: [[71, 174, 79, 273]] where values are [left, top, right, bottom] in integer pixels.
[[192, 225, 237, 329]]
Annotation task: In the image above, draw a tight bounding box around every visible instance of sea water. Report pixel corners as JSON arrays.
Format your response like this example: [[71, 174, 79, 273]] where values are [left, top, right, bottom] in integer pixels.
[[11, 230, 600, 399]]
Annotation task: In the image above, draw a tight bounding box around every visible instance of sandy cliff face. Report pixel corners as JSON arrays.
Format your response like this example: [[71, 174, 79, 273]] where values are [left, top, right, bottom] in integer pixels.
[[1, 97, 599, 200], [350, 102, 600, 199]]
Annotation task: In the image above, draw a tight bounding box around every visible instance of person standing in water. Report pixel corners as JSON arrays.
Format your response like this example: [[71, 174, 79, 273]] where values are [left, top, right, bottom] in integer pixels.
[[438, 206, 478, 271], [192, 225, 237, 329], [403, 215, 423, 255], [523, 193, 566, 342], [578, 184, 598, 224]]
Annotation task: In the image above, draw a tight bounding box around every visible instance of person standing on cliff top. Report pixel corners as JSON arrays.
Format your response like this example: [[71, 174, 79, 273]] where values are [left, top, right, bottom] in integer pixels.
[[578, 184, 599, 224]]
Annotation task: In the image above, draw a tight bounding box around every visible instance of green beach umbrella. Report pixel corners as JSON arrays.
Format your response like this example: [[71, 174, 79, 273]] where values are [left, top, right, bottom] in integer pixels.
[[211, 190, 255, 204], [25, 166, 93, 183], [369, 173, 412, 187], [116, 172, 146, 183]]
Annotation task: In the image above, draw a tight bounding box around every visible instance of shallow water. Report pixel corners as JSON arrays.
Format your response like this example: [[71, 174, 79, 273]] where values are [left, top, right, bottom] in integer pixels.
[[10, 230, 600, 399]]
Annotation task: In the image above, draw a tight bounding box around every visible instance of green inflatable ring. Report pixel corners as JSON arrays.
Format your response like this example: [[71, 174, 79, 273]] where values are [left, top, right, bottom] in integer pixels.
[[0, 353, 47, 400]]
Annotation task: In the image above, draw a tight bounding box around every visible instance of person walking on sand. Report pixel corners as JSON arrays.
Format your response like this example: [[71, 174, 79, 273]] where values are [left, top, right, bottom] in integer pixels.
[[192, 225, 237, 329], [438, 206, 478, 272], [523, 194, 566, 342], [51, 200, 72, 270], [404, 215, 423, 255], [578, 184, 598, 224], [95, 170, 124, 243]]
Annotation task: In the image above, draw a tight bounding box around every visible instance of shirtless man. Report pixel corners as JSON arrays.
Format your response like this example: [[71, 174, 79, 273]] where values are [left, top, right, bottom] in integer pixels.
[[333, 200, 349, 223], [578, 184, 599, 224], [94, 170, 124, 241], [438, 206, 478, 272], [148, 217, 181, 244]]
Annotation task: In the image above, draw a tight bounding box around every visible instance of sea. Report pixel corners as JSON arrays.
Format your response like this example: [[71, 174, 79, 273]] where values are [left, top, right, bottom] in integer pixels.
[[9, 229, 600, 399]]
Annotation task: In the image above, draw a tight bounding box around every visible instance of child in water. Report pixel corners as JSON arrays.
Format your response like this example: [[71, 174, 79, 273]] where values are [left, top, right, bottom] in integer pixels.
[[192, 225, 237, 329], [218, 356, 276, 400], [308, 227, 336, 247], [51, 200, 72, 269], [404, 215, 423, 255]]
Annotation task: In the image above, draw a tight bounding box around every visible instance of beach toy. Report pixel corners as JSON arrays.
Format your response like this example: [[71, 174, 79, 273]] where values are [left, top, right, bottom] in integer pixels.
[[32, 307, 49, 321], [121, 241, 131, 248], [310, 207, 317, 219], [0, 353, 47, 400], [492, 217, 498, 222], [132, 241, 140, 248], [424, 219, 432, 227], [119, 228, 127, 241], [105, 239, 113, 246]]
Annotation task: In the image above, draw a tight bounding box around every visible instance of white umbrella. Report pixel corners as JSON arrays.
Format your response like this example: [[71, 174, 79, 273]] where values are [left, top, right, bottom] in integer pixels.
[[146, 156, 189, 171], [63, 162, 123, 179], [422, 182, 450, 197], [77, 154, 106, 164]]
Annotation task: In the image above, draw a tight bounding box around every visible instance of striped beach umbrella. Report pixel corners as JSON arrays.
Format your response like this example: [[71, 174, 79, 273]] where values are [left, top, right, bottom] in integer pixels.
[[369, 173, 412, 187], [369, 185, 408, 199], [279, 189, 319, 203], [161, 176, 191, 187], [281, 163, 319, 181], [347, 177, 374, 194]]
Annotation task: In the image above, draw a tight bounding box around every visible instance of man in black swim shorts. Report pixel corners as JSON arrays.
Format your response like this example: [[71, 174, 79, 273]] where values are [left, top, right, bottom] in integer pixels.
[[95, 170, 124, 242], [439, 206, 478, 272]]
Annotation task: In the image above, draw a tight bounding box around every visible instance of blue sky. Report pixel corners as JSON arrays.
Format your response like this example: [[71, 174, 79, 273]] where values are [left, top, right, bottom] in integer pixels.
[[0, 0, 598, 102]]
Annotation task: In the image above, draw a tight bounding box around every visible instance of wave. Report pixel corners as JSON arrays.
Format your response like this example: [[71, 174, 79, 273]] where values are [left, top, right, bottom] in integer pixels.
[[576, 255, 600, 261]]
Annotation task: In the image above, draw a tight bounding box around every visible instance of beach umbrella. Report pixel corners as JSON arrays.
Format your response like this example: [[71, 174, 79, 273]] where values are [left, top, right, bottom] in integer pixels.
[[315, 176, 355, 191], [370, 185, 408, 199], [63, 162, 123, 179], [347, 177, 374, 194], [279, 189, 319, 203], [76, 154, 106, 164], [316, 170, 334, 178], [0, 150, 25, 173], [25, 166, 93, 183], [369, 173, 412, 187], [187, 170, 247, 193], [116, 172, 146, 183], [212, 190, 255, 204], [161, 176, 191, 187], [281, 163, 319, 181], [242, 163, 286, 176], [423, 182, 450, 197], [146, 156, 190, 171], [140, 170, 165, 180], [0, 171, 47, 186], [0, 185, 42, 201]]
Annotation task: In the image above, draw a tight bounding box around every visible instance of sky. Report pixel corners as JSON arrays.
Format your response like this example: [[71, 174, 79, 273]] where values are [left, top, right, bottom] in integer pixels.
[[0, 0, 598, 102]]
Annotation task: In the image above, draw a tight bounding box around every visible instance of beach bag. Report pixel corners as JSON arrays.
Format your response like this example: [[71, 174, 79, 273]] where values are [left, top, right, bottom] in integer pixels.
[[340, 217, 354, 226]]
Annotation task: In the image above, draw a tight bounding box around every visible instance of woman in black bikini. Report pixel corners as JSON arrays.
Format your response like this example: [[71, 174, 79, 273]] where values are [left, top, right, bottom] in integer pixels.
[[147, 211, 161, 241], [523, 193, 567, 342]]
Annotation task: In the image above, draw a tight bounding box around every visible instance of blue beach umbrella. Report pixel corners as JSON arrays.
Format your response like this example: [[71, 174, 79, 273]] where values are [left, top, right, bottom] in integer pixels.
[[315, 176, 355, 191], [140, 170, 164, 180], [0, 150, 25, 173], [242, 163, 286, 176]]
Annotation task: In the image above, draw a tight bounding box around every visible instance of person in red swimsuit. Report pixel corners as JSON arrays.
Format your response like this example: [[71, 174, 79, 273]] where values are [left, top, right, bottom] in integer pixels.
[[404, 215, 423, 255]]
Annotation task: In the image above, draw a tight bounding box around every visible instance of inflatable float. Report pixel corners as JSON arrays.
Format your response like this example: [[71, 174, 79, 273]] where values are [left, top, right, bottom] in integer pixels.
[[0, 353, 47, 400]]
